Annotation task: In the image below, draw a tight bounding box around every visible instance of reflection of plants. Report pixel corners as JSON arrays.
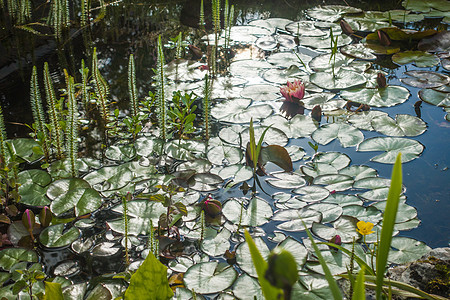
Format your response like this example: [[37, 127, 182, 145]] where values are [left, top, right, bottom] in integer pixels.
[[168, 91, 197, 139]]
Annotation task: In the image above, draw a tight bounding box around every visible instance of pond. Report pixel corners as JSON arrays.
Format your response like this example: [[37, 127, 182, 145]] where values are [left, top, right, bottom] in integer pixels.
[[0, 0, 449, 299]]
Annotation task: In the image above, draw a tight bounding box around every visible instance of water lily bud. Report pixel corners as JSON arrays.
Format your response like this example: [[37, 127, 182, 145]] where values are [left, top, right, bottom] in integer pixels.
[[22, 209, 35, 232], [39, 206, 52, 228], [377, 72, 387, 88], [188, 44, 203, 60], [330, 235, 342, 246], [311, 105, 322, 123], [202, 196, 222, 218], [265, 247, 298, 289], [340, 19, 354, 36], [377, 30, 391, 46]]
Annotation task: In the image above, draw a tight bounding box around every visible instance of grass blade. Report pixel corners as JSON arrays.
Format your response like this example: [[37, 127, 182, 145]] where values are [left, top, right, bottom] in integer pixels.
[[352, 267, 365, 300], [376, 153, 402, 299]]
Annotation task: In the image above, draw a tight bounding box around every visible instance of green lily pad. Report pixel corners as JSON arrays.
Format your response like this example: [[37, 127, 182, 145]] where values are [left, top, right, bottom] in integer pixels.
[[83, 163, 135, 192], [6, 138, 43, 163], [262, 115, 318, 139], [301, 163, 338, 178], [312, 122, 364, 148], [341, 205, 383, 223], [292, 185, 330, 202], [105, 144, 136, 162], [229, 59, 274, 79], [392, 51, 440, 67], [267, 52, 313, 69], [184, 262, 238, 294], [349, 12, 391, 31], [18, 169, 52, 206], [305, 239, 358, 274], [357, 137, 424, 164], [223, 197, 273, 227], [340, 86, 410, 107], [313, 174, 354, 192], [207, 138, 243, 165], [306, 5, 362, 22], [341, 43, 377, 61], [401, 70, 449, 88], [232, 274, 264, 299], [39, 224, 80, 248], [201, 228, 231, 257], [286, 146, 306, 162], [272, 207, 322, 231], [301, 92, 336, 109], [47, 178, 102, 216], [278, 237, 308, 268], [220, 125, 289, 147], [388, 237, 432, 264], [311, 216, 359, 243], [188, 173, 223, 192], [240, 84, 280, 101], [354, 177, 394, 202], [249, 18, 292, 33], [309, 53, 354, 72], [109, 200, 166, 235], [419, 88, 450, 107], [347, 110, 388, 131], [301, 34, 353, 49], [211, 76, 247, 99], [211, 98, 273, 123], [402, 0, 450, 13], [236, 237, 269, 277], [165, 59, 206, 82], [383, 10, 425, 22], [339, 165, 378, 181], [308, 203, 343, 223], [310, 69, 367, 91], [266, 172, 306, 189], [322, 193, 363, 207], [314, 152, 351, 171], [371, 201, 418, 223], [261, 67, 309, 85], [285, 20, 330, 36], [0, 248, 38, 271], [364, 42, 401, 55], [164, 140, 206, 160], [214, 164, 253, 185], [371, 114, 427, 137], [134, 137, 163, 157]]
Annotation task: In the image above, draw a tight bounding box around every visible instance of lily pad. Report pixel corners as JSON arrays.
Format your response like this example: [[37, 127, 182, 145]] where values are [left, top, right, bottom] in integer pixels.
[[392, 51, 440, 67], [383, 10, 425, 22], [267, 52, 313, 69], [164, 140, 206, 160], [201, 228, 231, 257], [388, 237, 432, 264], [310, 69, 367, 91], [220, 125, 289, 147], [311, 216, 359, 243], [313, 174, 354, 192], [347, 110, 388, 131], [357, 137, 424, 163], [371, 114, 427, 137], [340, 86, 410, 107], [278, 237, 308, 268], [306, 5, 362, 22], [262, 115, 318, 139], [300, 34, 353, 49], [0, 248, 38, 271], [47, 178, 102, 216], [292, 185, 330, 202], [285, 20, 328, 37], [222, 197, 273, 226], [402, 0, 450, 13], [312, 122, 364, 147], [339, 165, 378, 181], [215, 164, 253, 185], [235, 237, 269, 277], [207, 138, 242, 165], [419, 88, 450, 107], [188, 173, 223, 192], [17, 169, 52, 206], [6, 138, 42, 163], [261, 67, 309, 85], [266, 172, 306, 189], [272, 208, 322, 231], [184, 262, 238, 294], [240, 84, 280, 101], [249, 18, 292, 33], [400, 70, 449, 88], [314, 152, 352, 171], [39, 224, 80, 248], [232, 274, 265, 299], [211, 76, 247, 99], [211, 98, 272, 123], [341, 205, 383, 223], [229, 59, 273, 78], [105, 144, 136, 162], [308, 203, 343, 223], [341, 43, 377, 61], [309, 53, 354, 72]]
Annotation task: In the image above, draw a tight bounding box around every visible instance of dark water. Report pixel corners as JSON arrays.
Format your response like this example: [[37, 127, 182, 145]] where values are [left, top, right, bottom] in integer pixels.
[[0, 0, 449, 250]]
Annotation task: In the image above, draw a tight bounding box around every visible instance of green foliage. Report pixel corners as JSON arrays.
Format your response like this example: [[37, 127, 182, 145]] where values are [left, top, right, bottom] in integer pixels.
[[168, 91, 197, 139], [80, 0, 90, 27], [0, 104, 7, 163], [13, 263, 46, 298], [151, 183, 187, 233], [352, 267, 365, 300], [80, 59, 90, 107], [44, 62, 64, 160], [376, 153, 402, 299], [199, 0, 205, 30], [123, 193, 131, 266], [244, 230, 284, 299], [128, 54, 138, 119], [91, 47, 110, 127], [30, 66, 50, 162], [43, 281, 64, 300], [202, 75, 211, 140], [248, 118, 272, 174], [65, 76, 78, 178], [124, 251, 173, 300], [49, 0, 70, 40], [156, 35, 167, 140]]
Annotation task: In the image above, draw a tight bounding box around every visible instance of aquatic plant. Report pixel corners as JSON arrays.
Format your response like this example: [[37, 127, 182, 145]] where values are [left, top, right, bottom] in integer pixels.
[[211, 0, 221, 76], [0, 105, 7, 164], [91, 47, 110, 132], [280, 80, 305, 104], [123, 193, 130, 266], [49, 0, 70, 40], [30, 66, 50, 162], [80, 0, 90, 27], [128, 54, 138, 119], [168, 91, 197, 139], [202, 74, 211, 140], [43, 62, 64, 160], [65, 75, 78, 178], [156, 35, 168, 140], [80, 59, 90, 107]]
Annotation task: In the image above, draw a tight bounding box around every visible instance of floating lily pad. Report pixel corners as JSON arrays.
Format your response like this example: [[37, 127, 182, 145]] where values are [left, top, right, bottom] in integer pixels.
[[306, 5, 362, 22], [39, 224, 80, 248], [312, 122, 364, 147], [419, 88, 450, 107], [223, 197, 273, 226], [164, 140, 206, 160], [262, 115, 318, 139], [134, 137, 164, 157], [255, 35, 278, 51], [266, 172, 306, 189], [301, 163, 338, 178], [0, 248, 38, 271], [310, 69, 367, 90], [188, 173, 223, 192], [229, 59, 273, 78], [364, 42, 401, 55], [235, 237, 269, 277], [211, 98, 272, 123], [240, 84, 280, 101], [6, 138, 43, 163], [105, 144, 136, 162], [308, 203, 343, 223], [354, 177, 394, 202], [272, 208, 322, 231], [322, 193, 363, 207], [207, 139, 242, 165], [341, 205, 383, 223], [383, 10, 424, 22], [311, 216, 359, 243], [314, 152, 351, 170], [249, 18, 292, 33], [340, 86, 410, 107], [201, 228, 231, 257], [221, 125, 289, 147], [400, 70, 449, 88], [339, 165, 378, 181], [83, 163, 135, 193], [278, 237, 308, 267], [267, 52, 313, 69], [392, 51, 440, 67], [285, 20, 328, 36], [309, 53, 354, 72], [357, 137, 424, 163], [371, 114, 427, 136], [286, 146, 306, 162], [341, 43, 377, 61], [47, 178, 102, 216], [301, 34, 352, 49], [371, 201, 417, 223], [165, 59, 206, 82], [402, 0, 450, 13], [292, 185, 330, 202], [184, 262, 238, 294], [349, 12, 391, 31], [211, 76, 247, 99], [388, 237, 432, 264], [215, 164, 253, 185], [347, 110, 389, 131], [301, 92, 336, 109], [313, 174, 354, 192], [18, 169, 52, 206], [261, 67, 309, 85]]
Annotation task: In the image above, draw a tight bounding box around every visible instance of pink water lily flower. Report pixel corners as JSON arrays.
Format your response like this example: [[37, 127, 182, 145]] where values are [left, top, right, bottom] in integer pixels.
[[280, 80, 305, 103]]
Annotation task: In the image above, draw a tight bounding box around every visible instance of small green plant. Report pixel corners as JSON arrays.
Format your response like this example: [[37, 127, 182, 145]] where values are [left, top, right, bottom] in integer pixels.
[[13, 263, 46, 299], [168, 91, 198, 139], [65, 75, 79, 178], [202, 74, 212, 140], [247, 118, 271, 175], [123, 193, 131, 266], [156, 35, 168, 140]]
